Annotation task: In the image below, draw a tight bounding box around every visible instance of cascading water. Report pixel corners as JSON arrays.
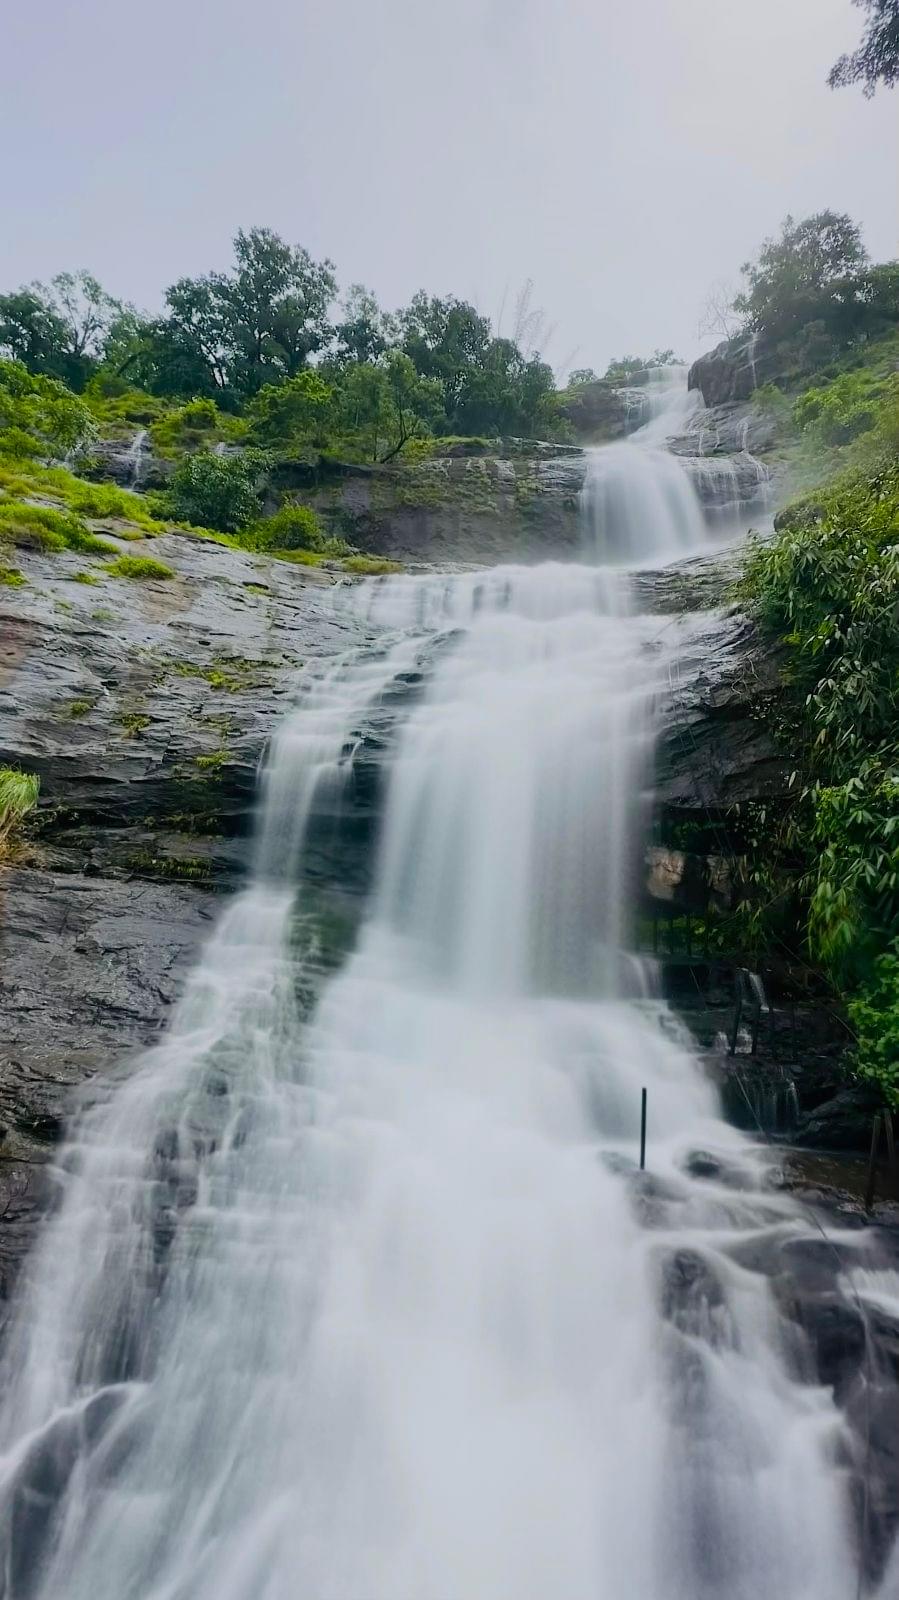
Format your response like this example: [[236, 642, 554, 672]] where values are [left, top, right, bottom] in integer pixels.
[[125, 429, 148, 487], [0, 388, 880, 1597], [580, 367, 708, 563]]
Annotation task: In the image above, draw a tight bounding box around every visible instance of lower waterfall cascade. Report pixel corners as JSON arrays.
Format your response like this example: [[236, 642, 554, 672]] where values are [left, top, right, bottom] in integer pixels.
[[0, 370, 891, 1599]]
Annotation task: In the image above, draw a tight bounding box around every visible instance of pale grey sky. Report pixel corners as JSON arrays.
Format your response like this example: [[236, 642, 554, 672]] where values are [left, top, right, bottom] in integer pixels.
[[3, 0, 897, 376]]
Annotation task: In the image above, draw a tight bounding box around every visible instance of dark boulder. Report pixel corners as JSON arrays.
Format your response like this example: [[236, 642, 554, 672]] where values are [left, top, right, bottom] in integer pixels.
[[688, 335, 780, 408]]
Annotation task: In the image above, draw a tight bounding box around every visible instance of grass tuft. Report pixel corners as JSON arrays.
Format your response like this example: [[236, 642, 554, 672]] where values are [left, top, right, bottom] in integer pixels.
[[106, 555, 174, 581]]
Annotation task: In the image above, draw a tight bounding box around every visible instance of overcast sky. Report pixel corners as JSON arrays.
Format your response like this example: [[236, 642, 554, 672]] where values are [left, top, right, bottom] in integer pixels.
[[3, 0, 897, 377]]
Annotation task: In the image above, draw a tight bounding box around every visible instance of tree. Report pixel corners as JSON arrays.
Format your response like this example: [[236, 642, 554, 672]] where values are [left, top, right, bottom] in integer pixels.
[[49, 272, 121, 361], [453, 339, 556, 437], [733, 212, 869, 340], [0, 359, 94, 457], [247, 370, 335, 449], [380, 352, 444, 460], [333, 284, 396, 366], [168, 449, 269, 532], [0, 272, 120, 388], [219, 227, 336, 393], [0, 290, 68, 373], [568, 368, 600, 387], [829, 0, 899, 94], [329, 355, 442, 461], [697, 280, 741, 341], [165, 276, 230, 392], [400, 293, 492, 421], [161, 229, 337, 398]]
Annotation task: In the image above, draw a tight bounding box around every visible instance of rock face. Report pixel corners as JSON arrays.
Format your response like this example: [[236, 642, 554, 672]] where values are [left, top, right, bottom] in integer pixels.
[[687, 335, 779, 408], [0, 519, 798, 1292], [83, 436, 171, 491], [303, 449, 589, 564], [0, 532, 379, 1292], [656, 609, 791, 813], [668, 399, 779, 459], [556, 380, 629, 442]]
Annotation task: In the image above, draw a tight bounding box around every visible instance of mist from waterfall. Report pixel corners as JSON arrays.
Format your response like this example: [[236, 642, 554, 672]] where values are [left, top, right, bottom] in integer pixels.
[[0, 373, 871, 1598]]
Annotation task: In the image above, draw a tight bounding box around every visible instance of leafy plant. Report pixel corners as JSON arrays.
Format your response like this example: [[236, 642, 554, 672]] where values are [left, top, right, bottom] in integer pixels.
[[168, 448, 268, 532], [742, 449, 899, 1094], [106, 555, 174, 580], [0, 501, 114, 554], [0, 359, 94, 457], [848, 948, 899, 1105], [0, 767, 40, 856], [243, 503, 341, 553]]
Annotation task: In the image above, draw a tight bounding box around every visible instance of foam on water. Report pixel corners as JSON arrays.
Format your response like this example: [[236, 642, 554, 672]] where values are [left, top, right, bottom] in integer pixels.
[[0, 373, 873, 1598]]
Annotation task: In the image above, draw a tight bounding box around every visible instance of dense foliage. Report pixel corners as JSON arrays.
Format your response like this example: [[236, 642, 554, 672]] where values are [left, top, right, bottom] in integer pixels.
[[0, 231, 559, 452], [603, 351, 679, 384], [716, 213, 899, 388], [0, 360, 94, 457], [829, 0, 899, 95], [168, 450, 269, 533], [743, 456, 899, 1098]]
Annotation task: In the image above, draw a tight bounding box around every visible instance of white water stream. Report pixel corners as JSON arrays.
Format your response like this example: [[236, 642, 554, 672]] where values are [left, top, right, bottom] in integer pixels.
[[0, 375, 871, 1597]]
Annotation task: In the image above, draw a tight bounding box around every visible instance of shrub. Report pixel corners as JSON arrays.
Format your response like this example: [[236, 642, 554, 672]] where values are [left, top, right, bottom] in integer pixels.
[[0, 767, 40, 855], [244, 503, 338, 553], [793, 370, 898, 448], [106, 555, 174, 581], [0, 502, 75, 550], [168, 449, 267, 533], [848, 949, 899, 1107], [150, 397, 241, 457], [247, 372, 334, 448], [0, 497, 118, 556], [742, 455, 899, 1097], [0, 564, 24, 585], [0, 360, 94, 457]]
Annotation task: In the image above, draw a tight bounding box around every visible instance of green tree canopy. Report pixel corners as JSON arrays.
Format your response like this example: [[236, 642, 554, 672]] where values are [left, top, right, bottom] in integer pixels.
[[734, 212, 869, 340], [829, 0, 899, 95], [0, 359, 95, 456], [400, 294, 492, 419], [604, 351, 679, 384], [247, 370, 335, 449], [0, 272, 121, 389], [163, 228, 337, 398], [334, 285, 397, 366]]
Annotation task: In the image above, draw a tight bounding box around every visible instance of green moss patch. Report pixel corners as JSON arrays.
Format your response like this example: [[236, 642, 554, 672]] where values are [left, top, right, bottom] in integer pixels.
[[106, 555, 175, 581]]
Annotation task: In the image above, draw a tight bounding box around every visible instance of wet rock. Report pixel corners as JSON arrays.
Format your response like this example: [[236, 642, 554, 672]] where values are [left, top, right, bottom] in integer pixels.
[[681, 1150, 753, 1188], [688, 336, 780, 409], [660, 1248, 736, 1349], [301, 449, 589, 563], [556, 380, 629, 442], [668, 401, 780, 459], [794, 1087, 883, 1152], [645, 848, 733, 912], [655, 611, 792, 811], [83, 437, 171, 491]]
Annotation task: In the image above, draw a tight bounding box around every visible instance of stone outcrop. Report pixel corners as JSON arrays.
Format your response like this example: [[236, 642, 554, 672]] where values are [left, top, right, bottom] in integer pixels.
[[687, 334, 779, 408], [556, 380, 629, 442]]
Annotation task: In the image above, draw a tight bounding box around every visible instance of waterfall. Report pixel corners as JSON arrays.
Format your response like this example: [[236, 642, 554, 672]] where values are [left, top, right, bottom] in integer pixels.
[[125, 429, 148, 487], [579, 368, 707, 563], [0, 389, 872, 1597]]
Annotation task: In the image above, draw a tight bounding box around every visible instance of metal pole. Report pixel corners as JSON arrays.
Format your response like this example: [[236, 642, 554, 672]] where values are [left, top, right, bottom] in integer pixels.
[[640, 1087, 647, 1171]]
